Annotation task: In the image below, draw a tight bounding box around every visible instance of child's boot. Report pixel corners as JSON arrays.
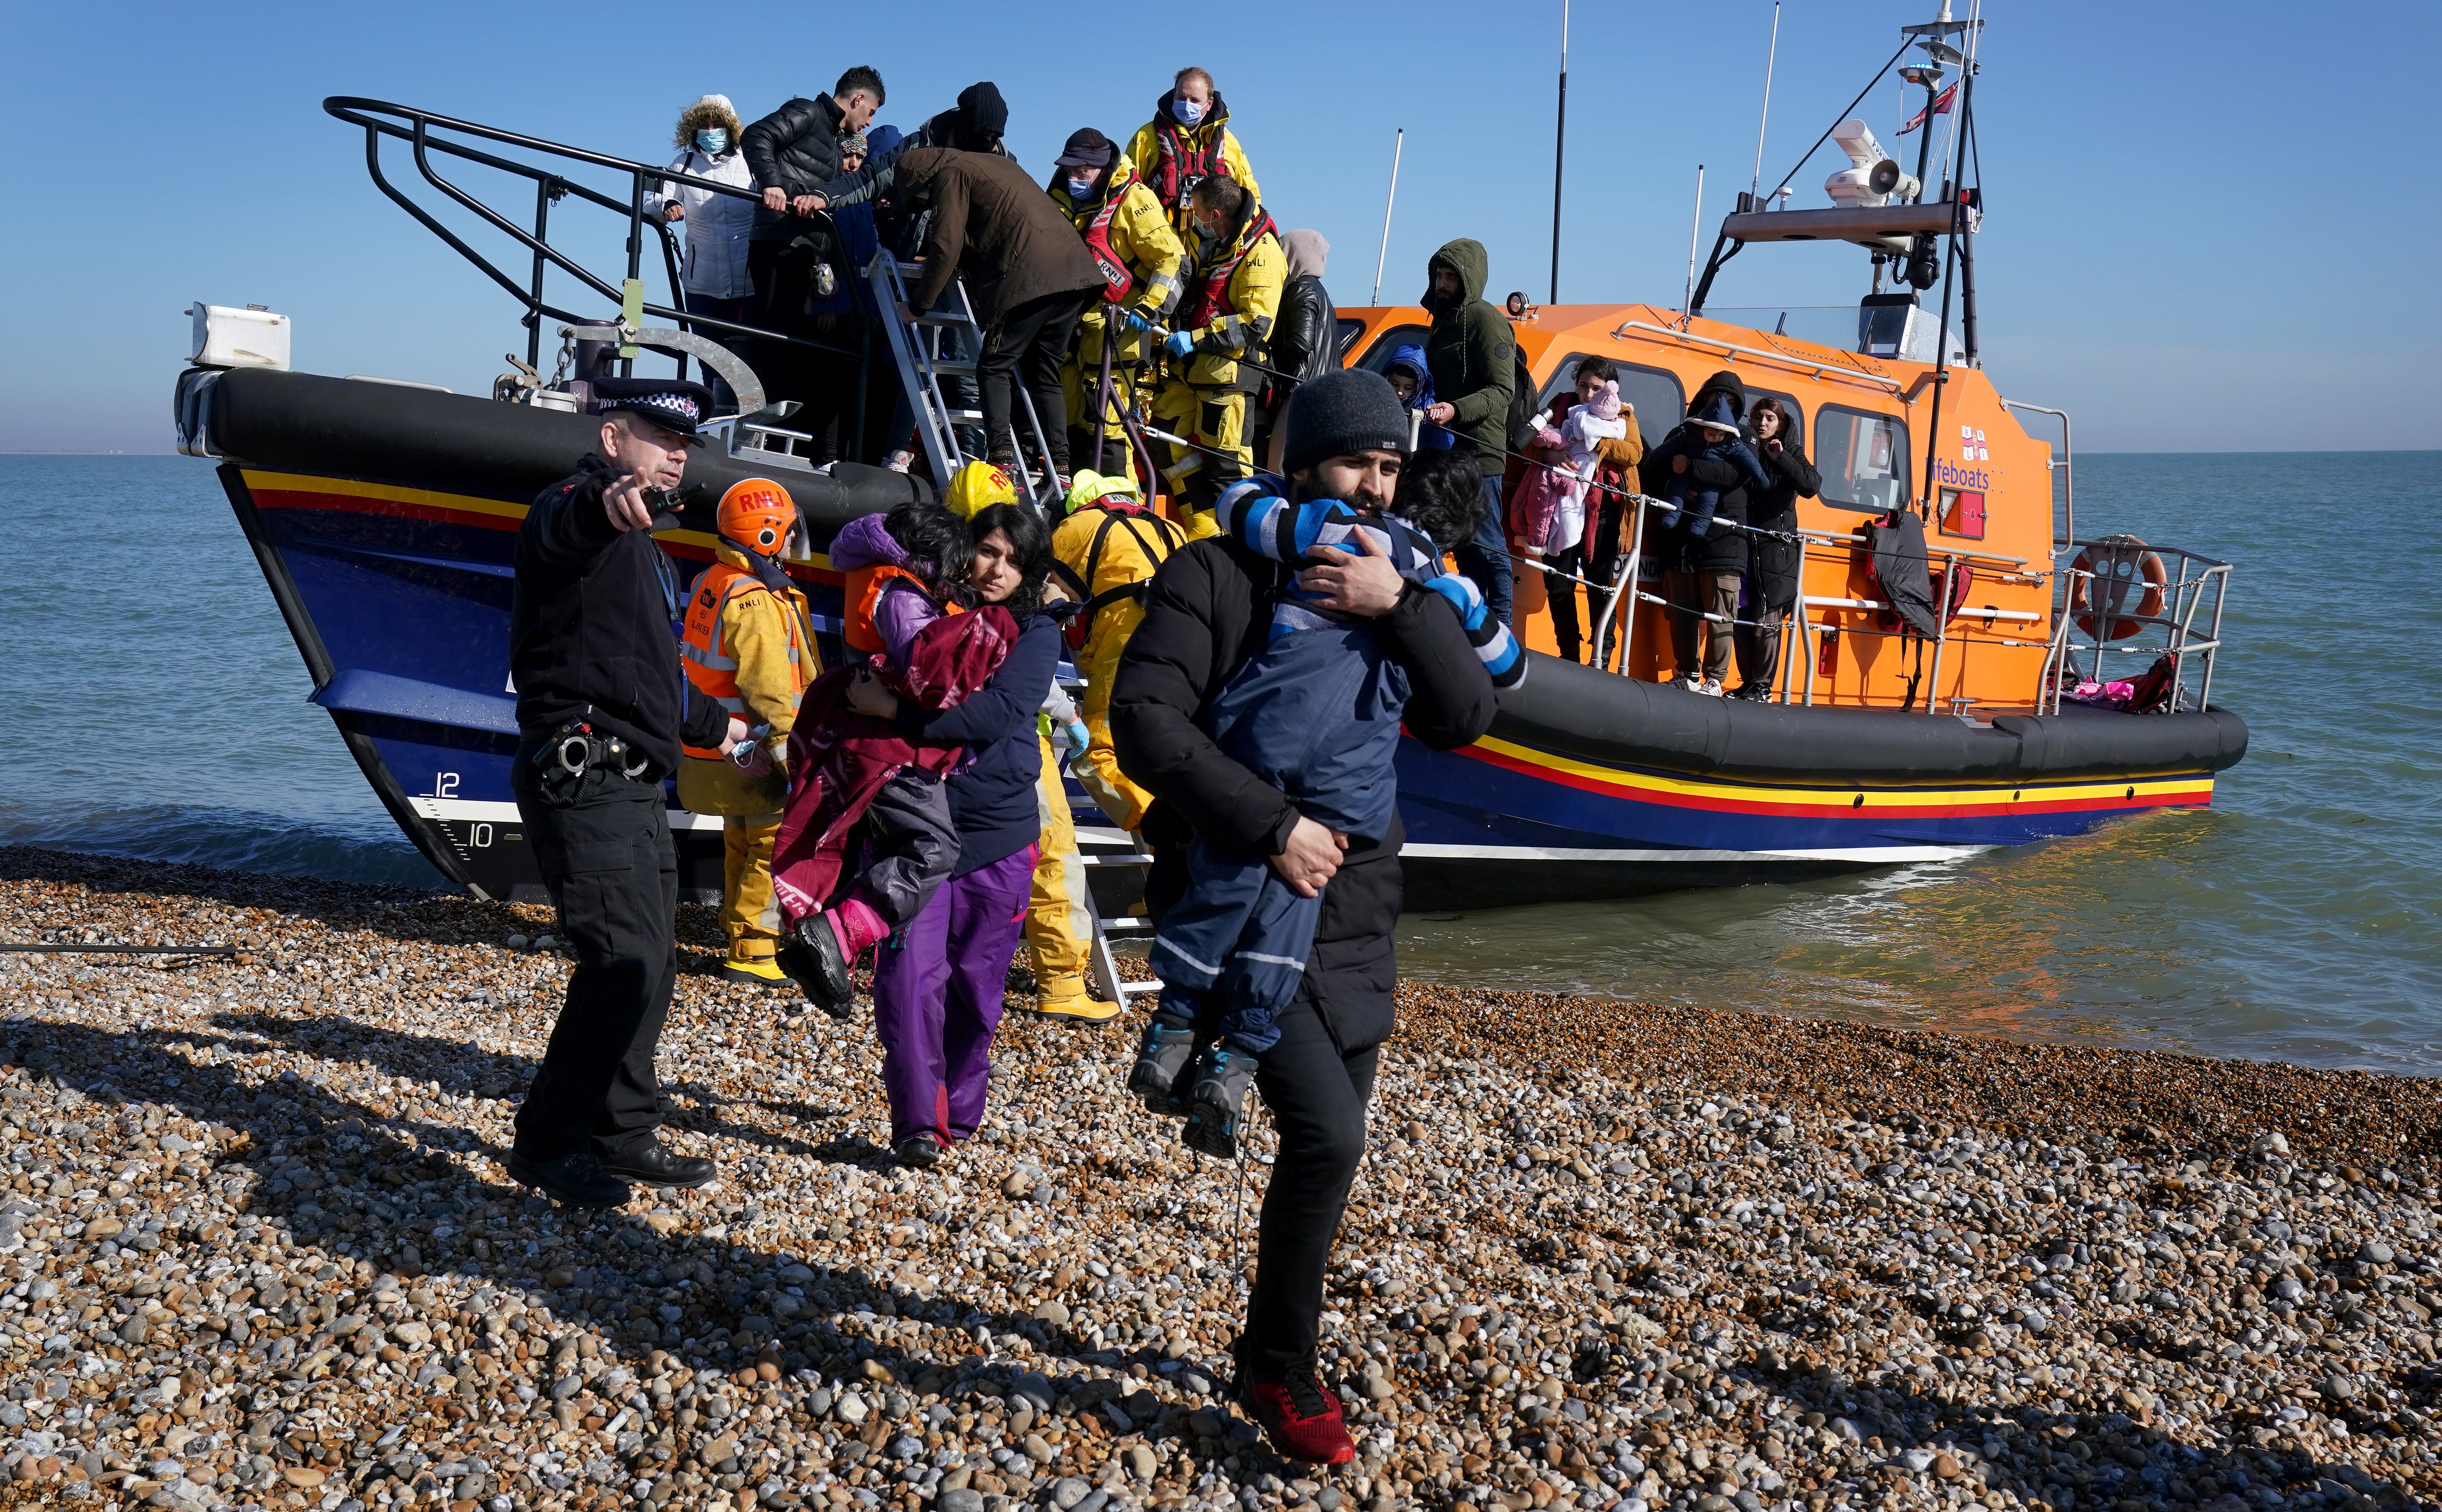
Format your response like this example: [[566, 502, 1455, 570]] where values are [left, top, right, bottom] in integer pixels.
[[1126, 1012, 1198, 1115], [1181, 1045, 1260, 1160], [776, 896, 889, 1020]]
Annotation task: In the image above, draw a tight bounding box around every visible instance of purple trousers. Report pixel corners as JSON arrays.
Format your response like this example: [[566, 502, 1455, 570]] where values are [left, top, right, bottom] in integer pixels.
[[871, 843, 1036, 1147]]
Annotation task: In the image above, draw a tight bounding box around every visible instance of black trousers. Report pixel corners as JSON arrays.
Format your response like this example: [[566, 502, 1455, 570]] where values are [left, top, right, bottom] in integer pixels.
[[979, 287, 1091, 474], [1541, 546, 1588, 664], [1243, 987, 1380, 1380], [1735, 602, 1787, 694], [510, 751, 679, 1162]]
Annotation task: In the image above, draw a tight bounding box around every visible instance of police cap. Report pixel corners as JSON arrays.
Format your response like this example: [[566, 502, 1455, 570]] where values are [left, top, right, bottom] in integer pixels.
[[593, 376, 717, 445]]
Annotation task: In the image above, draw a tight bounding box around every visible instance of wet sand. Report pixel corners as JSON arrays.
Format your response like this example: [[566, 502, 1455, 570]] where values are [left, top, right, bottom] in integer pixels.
[[0, 846, 2435, 1512]]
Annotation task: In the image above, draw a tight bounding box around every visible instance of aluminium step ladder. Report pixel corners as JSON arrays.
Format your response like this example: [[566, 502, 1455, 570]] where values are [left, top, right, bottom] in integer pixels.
[[865, 253, 1066, 508], [1080, 840, 1163, 1009]]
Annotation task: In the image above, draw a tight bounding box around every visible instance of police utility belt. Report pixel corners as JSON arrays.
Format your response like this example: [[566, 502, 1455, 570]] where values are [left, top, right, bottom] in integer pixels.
[[532, 719, 652, 800]]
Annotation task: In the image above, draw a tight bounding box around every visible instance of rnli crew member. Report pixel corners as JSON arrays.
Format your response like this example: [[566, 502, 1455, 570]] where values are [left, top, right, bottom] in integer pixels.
[[1053, 469, 1182, 836], [1047, 127, 1186, 482], [742, 66, 885, 405], [676, 478, 819, 989], [1126, 67, 1260, 242], [1151, 176, 1284, 535], [506, 376, 747, 1208], [1108, 369, 1498, 1463]]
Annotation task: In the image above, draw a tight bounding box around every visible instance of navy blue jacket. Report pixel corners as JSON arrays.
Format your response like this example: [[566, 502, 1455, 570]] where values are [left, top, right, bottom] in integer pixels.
[[893, 612, 1058, 874]]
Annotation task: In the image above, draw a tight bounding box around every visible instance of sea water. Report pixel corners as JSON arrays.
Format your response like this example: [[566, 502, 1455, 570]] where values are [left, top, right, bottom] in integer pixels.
[[0, 452, 2434, 1071]]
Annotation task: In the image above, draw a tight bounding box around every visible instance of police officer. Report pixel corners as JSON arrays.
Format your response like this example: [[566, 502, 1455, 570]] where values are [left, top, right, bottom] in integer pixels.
[[507, 376, 746, 1208]]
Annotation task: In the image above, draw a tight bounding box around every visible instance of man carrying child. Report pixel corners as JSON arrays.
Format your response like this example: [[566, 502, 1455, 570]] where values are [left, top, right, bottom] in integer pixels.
[[1108, 369, 1504, 1466]]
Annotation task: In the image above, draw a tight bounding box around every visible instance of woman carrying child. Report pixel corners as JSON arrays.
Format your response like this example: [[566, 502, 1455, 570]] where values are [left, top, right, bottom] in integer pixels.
[[842, 505, 1062, 1165]]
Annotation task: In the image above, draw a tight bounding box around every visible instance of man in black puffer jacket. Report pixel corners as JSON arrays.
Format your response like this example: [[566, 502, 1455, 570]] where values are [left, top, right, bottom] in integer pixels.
[[741, 67, 885, 403], [1111, 370, 1498, 1465]]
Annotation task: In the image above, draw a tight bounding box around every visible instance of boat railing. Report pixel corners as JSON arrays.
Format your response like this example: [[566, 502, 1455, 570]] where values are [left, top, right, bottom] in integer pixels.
[[2037, 540, 2231, 717], [1586, 501, 2229, 717], [323, 97, 850, 383]]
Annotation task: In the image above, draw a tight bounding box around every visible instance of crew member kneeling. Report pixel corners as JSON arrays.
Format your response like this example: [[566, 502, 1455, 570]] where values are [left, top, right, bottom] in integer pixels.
[[1151, 176, 1283, 537], [676, 478, 819, 989], [508, 378, 745, 1208]]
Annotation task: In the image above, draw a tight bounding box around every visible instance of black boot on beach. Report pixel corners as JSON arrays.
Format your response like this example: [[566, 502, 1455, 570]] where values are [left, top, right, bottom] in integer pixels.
[[775, 914, 856, 1021], [1126, 1012, 1198, 1115], [1181, 1045, 1258, 1160]]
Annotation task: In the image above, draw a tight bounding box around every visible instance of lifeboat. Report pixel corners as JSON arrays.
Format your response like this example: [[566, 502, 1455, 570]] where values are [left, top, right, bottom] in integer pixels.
[[174, 32, 2245, 909]]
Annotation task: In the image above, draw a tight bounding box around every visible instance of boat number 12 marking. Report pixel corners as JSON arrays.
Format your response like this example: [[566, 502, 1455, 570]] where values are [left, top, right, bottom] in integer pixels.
[[424, 772, 460, 800]]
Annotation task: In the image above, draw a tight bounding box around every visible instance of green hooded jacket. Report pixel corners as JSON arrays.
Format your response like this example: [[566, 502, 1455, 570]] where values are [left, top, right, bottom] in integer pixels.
[[1420, 238, 1514, 467]]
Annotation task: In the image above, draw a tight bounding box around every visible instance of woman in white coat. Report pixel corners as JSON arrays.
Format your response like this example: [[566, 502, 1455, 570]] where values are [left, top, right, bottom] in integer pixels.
[[647, 95, 757, 406]]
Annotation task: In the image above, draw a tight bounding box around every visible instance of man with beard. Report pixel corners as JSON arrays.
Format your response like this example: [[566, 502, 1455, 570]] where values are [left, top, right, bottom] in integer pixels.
[[1109, 369, 1498, 1462], [1417, 237, 1516, 629]]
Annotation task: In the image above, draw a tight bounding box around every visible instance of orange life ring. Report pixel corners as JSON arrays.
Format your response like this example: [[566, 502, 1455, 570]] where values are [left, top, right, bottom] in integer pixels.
[[2070, 534, 2167, 641]]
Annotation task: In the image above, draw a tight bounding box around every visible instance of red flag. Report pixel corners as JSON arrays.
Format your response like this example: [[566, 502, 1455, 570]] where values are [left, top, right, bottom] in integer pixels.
[[1898, 82, 1959, 135]]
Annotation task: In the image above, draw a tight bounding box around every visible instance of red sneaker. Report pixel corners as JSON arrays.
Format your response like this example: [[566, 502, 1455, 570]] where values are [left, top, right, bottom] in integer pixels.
[[1239, 1366, 1356, 1465]]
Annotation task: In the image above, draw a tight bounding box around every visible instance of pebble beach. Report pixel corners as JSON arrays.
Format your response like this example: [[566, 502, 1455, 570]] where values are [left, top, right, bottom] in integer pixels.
[[1, 846, 2437, 1512]]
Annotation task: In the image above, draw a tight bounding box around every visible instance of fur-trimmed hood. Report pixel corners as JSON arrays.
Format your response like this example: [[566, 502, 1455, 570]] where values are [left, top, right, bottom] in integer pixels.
[[675, 94, 744, 150]]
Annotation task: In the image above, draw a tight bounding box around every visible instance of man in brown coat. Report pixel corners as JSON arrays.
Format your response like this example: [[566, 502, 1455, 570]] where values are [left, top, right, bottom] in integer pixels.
[[892, 146, 1103, 487]]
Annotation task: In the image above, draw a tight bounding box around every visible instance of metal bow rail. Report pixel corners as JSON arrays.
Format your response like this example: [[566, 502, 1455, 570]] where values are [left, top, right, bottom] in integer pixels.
[[324, 96, 854, 380]]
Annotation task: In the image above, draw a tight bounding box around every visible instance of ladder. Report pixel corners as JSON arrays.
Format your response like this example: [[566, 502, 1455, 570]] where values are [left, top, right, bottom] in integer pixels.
[[865, 253, 1067, 507], [1079, 836, 1164, 1008]]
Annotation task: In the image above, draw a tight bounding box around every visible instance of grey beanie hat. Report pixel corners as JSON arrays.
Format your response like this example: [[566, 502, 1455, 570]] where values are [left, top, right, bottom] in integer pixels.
[[1282, 368, 1409, 476]]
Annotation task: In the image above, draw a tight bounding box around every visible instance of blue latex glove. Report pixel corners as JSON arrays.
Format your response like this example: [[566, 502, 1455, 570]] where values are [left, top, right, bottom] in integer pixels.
[[1114, 308, 1151, 335], [1164, 328, 1197, 361], [1064, 721, 1091, 764]]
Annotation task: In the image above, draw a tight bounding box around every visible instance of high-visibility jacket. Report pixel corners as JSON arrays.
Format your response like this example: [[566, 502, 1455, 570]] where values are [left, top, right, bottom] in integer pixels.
[[842, 562, 938, 656], [678, 544, 815, 761], [1048, 160, 1187, 322], [1173, 204, 1285, 392], [1125, 102, 1261, 238], [1052, 499, 1183, 829]]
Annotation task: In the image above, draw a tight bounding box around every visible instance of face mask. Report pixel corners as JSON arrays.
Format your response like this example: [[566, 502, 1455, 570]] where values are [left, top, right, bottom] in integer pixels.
[[1172, 97, 1205, 126], [1066, 173, 1096, 198], [695, 128, 729, 154]]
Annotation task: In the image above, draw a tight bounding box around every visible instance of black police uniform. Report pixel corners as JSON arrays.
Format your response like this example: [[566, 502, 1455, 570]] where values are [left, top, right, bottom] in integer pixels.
[[507, 381, 727, 1196]]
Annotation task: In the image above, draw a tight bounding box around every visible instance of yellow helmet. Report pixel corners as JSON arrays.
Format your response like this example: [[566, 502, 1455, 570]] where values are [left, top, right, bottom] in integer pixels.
[[944, 460, 1019, 520], [1063, 468, 1142, 516]]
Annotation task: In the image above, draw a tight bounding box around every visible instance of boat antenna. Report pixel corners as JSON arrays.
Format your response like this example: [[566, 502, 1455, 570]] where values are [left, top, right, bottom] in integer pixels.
[[1370, 128, 1404, 308], [1750, 2, 1781, 201], [1681, 163, 1705, 323], [1550, 0, 1569, 304]]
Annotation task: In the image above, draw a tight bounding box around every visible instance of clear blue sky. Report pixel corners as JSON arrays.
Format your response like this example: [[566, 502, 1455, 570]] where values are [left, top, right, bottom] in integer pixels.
[[9, 0, 2436, 454]]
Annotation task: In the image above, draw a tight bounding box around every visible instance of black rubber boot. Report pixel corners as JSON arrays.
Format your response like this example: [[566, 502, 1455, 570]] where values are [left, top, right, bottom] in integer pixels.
[[775, 914, 856, 1021]]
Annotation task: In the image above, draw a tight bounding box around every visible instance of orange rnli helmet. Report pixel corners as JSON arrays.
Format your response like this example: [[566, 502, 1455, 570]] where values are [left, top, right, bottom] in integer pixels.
[[717, 477, 796, 556]]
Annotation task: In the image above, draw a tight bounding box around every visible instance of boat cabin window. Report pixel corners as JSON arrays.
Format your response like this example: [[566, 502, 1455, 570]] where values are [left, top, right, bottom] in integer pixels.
[[1353, 324, 1432, 374], [1743, 386, 1805, 450], [1816, 405, 1911, 512], [1334, 318, 1367, 362], [1537, 355, 1684, 451]]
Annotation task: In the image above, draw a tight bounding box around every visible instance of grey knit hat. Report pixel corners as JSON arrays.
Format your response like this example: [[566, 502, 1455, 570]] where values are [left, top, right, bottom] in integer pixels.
[[1282, 368, 1409, 476]]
